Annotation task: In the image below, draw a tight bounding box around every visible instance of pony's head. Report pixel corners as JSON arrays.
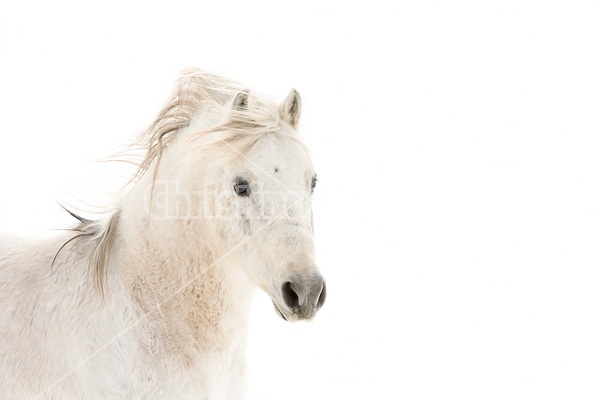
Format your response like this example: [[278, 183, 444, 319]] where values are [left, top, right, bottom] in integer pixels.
[[138, 70, 325, 322], [221, 90, 325, 321]]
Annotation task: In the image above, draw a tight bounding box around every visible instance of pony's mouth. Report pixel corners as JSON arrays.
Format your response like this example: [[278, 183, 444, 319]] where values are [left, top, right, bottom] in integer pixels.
[[272, 301, 288, 321]]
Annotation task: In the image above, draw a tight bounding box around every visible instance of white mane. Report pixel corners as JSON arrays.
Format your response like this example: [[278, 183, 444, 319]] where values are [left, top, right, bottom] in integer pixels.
[[138, 68, 296, 179]]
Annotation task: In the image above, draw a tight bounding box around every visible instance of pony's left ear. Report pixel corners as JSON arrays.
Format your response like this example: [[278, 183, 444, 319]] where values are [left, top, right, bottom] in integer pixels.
[[279, 89, 301, 128], [232, 89, 250, 111]]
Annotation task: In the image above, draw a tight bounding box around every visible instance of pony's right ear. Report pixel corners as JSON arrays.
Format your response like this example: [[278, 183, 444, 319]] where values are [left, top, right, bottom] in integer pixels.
[[279, 89, 301, 128], [232, 89, 250, 111]]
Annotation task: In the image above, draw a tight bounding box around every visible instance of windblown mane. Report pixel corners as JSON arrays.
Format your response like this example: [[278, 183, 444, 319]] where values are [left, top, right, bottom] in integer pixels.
[[56, 68, 295, 295]]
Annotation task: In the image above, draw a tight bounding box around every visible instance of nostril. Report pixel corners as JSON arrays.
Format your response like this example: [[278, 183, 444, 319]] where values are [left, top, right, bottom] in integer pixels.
[[317, 281, 326, 309], [282, 282, 299, 310]]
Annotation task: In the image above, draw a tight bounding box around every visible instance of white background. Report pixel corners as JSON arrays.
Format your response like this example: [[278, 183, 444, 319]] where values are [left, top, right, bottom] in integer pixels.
[[1, 1, 600, 399]]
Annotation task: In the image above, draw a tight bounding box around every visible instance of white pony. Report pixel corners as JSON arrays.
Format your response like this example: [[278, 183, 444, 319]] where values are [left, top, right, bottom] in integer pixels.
[[0, 69, 325, 400]]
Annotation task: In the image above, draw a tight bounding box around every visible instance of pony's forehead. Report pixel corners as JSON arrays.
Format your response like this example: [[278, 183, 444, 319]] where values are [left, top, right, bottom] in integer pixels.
[[243, 134, 313, 172]]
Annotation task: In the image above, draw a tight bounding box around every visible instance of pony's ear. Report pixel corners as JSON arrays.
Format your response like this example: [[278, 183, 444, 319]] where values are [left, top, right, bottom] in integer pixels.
[[232, 89, 250, 111], [280, 89, 301, 128]]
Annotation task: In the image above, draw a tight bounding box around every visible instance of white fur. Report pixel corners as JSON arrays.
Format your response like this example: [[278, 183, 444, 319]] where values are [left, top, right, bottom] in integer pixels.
[[0, 70, 321, 399]]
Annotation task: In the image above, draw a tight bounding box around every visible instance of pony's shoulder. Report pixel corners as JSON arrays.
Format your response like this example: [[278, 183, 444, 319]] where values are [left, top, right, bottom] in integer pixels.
[[0, 231, 72, 271], [0, 230, 67, 249]]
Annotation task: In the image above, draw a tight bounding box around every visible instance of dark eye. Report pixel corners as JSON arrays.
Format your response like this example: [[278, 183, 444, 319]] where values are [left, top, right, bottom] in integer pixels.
[[233, 178, 251, 197], [311, 176, 317, 193]]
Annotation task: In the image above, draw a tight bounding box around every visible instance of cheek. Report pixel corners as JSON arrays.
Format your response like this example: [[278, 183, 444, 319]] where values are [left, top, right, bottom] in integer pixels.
[[239, 212, 252, 235], [231, 196, 261, 236]]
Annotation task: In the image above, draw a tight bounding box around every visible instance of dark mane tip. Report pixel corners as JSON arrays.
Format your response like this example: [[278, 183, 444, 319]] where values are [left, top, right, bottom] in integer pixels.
[[59, 204, 93, 225]]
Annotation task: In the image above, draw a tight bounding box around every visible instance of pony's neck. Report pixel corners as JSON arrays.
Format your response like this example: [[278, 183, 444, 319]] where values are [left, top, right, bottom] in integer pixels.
[[116, 167, 255, 360]]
